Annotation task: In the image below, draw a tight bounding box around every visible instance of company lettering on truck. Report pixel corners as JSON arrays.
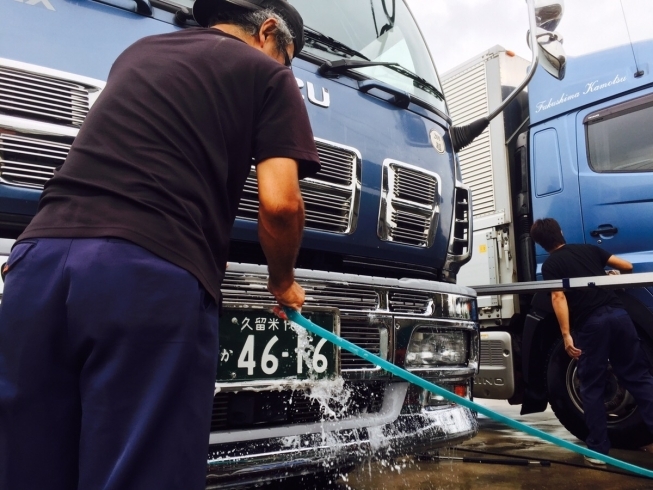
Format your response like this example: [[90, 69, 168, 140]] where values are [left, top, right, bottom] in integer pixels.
[[535, 73, 628, 112], [295, 78, 330, 107]]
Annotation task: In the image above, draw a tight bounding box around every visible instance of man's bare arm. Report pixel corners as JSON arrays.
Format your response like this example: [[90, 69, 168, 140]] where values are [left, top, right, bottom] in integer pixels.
[[257, 157, 305, 311], [607, 255, 633, 273], [551, 290, 582, 359]]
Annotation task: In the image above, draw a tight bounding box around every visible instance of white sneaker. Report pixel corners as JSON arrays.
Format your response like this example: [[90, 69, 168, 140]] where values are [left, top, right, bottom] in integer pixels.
[[584, 455, 607, 467]]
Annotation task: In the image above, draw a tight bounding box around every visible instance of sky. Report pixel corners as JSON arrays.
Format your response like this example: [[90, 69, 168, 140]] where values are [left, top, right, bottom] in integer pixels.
[[406, 0, 653, 75]]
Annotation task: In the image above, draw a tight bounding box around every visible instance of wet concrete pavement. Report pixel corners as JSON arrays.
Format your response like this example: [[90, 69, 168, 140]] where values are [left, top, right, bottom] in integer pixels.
[[333, 399, 653, 489]]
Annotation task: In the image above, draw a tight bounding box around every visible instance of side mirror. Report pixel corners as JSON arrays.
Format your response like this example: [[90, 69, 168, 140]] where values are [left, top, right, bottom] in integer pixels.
[[450, 0, 566, 153], [528, 28, 566, 80], [534, 0, 564, 31]]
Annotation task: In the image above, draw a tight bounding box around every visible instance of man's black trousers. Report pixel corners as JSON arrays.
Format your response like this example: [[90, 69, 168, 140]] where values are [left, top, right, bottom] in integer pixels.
[[0, 238, 220, 489], [576, 305, 653, 454]]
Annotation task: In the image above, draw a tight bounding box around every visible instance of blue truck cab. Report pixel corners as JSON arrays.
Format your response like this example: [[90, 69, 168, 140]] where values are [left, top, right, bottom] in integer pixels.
[[530, 41, 653, 276], [442, 37, 653, 451], [511, 41, 653, 449], [1, 0, 478, 485]]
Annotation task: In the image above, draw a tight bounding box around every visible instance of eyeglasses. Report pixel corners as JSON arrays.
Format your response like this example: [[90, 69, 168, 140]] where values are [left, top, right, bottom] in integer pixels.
[[265, 29, 292, 67]]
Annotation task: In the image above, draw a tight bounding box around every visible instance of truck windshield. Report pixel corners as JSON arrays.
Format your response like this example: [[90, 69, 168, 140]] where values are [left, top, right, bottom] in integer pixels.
[[288, 0, 445, 114], [168, 0, 443, 112]]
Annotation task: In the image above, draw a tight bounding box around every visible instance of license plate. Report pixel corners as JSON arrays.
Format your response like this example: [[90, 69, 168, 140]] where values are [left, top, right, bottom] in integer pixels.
[[217, 308, 338, 382]]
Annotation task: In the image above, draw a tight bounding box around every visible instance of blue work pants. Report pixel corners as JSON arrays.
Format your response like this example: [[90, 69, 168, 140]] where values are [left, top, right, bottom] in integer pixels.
[[576, 305, 653, 454], [0, 238, 220, 489]]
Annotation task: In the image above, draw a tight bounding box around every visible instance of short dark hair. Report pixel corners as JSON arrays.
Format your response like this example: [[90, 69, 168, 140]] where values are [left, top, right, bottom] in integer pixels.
[[530, 218, 566, 252], [209, 8, 294, 57]]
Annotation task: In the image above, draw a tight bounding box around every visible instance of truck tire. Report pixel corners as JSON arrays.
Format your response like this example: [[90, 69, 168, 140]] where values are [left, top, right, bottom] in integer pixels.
[[546, 338, 653, 449]]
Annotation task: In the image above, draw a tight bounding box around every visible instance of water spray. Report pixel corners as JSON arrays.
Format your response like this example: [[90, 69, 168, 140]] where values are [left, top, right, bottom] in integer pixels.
[[283, 307, 653, 479]]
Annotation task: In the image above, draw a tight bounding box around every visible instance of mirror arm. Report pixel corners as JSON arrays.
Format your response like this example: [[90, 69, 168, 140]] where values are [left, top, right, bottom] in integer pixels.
[[488, 0, 539, 121], [451, 0, 540, 153]]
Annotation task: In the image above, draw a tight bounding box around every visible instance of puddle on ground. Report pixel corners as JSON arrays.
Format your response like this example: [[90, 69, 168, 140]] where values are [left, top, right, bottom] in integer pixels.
[[267, 406, 653, 490], [257, 347, 653, 490]]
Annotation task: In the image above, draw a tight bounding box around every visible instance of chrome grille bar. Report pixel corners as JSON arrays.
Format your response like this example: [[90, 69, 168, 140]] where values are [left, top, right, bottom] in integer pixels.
[[0, 133, 72, 188], [446, 185, 472, 262], [389, 291, 431, 314], [340, 315, 382, 369], [378, 159, 441, 248], [235, 138, 361, 235], [0, 85, 87, 107], [0, 66, 92, 127], [393, 171, 437, 206], [221, 275, 378, 313], [313, 140, 355, 186]]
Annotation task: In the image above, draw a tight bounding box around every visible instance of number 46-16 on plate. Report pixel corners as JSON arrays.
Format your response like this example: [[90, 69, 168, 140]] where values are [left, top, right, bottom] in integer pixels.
[[216, 307, 339, 382]]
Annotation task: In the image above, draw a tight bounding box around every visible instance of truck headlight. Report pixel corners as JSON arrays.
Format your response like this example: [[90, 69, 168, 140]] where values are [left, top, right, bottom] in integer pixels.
[[405, 329, 468, 367]]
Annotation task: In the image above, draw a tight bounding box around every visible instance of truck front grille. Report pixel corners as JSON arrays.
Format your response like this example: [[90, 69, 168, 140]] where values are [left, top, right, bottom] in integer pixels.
[[389, 291, 431, 314], [339, 315, 383, 369], [0, 132, 71, 188], [378, 160, 440, 248], [0, 66, 91, 127], [222, 266, 475, 371], [222, 276, 379, 312], [210, 382, 384, 431], [236, 138, 361, 234], [0, 63, 364, 237], [303, 282, 378, 311], [393, 164, 437, 205]]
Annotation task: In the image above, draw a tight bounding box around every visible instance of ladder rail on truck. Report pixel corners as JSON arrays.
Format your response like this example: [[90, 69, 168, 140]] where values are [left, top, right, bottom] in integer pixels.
[[0, 0, 512, 486], [443, 39, 653, 450]]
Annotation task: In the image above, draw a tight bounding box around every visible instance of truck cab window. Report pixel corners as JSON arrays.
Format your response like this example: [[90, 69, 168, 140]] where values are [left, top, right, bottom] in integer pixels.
[[586, 99, 653, 173], [288, 0, 444, 113]]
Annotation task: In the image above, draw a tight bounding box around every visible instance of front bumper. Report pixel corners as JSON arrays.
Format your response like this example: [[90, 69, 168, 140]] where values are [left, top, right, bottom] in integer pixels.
[[205, 382, 477, 489], [205, 264, 479, 487]]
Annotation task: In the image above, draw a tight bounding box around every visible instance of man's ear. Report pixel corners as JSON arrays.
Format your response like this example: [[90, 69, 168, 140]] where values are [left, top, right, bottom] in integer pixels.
[[257, 17, 279, 46]]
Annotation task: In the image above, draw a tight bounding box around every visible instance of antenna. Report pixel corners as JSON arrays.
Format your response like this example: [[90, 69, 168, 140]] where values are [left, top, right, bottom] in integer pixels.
[[619, 0, 644, 78]]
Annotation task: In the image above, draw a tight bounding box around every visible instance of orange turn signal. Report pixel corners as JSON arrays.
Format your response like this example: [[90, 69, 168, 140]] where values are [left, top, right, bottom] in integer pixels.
[[454, 385, 467, 397]]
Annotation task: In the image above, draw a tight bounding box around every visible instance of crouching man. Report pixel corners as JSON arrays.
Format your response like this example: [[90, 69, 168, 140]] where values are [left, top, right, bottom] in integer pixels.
[[531, 218, 653, 465]]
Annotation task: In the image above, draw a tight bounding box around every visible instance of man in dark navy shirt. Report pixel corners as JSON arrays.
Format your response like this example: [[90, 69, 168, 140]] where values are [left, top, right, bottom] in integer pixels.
[[531, 218, 653, 463], [0, 1, 319, 489]]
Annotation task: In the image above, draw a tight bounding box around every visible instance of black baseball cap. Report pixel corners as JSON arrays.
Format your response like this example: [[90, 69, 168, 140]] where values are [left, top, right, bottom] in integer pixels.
[[193, 0, 305, 56]]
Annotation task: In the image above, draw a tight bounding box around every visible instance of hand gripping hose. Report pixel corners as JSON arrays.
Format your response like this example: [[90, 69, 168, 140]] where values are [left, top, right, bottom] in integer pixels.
[[284, 307, 653, 479]]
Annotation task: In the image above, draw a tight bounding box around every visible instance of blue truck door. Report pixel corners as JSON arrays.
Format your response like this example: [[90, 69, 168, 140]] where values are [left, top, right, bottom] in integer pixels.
[[576, 89, 653, 270]]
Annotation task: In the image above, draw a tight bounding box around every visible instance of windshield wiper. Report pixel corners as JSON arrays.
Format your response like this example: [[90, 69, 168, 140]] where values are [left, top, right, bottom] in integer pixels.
[[304, 27, 370, 61], [385, 64, 444, 101], [305, 26, 444, 101], [318, 56, 444, 101], [318, 59, 399, 76]]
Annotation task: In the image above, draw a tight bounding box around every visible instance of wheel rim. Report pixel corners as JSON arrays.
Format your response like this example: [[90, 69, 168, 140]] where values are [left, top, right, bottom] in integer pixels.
[[565, 360, 638, 425]]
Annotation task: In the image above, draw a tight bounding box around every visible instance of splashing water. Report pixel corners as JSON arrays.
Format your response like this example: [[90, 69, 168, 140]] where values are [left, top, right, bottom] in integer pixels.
[[290, 320, 353, 419]]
